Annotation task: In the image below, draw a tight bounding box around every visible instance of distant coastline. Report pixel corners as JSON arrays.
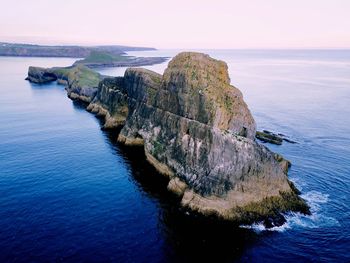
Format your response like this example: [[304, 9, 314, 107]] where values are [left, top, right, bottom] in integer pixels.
[[0, 42, 168, 68], [0, 42, 157, 57]]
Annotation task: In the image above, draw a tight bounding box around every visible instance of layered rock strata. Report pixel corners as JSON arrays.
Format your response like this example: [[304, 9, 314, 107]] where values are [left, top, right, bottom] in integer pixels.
[[27, 52, 309, 225]]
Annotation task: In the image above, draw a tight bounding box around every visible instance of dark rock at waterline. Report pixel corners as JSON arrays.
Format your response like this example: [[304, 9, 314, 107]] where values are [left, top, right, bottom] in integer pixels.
[[263, 213, 287, 228], [25, 66, 58, 83], [256, 130, 283, 145], [256, 130, 297, 145], [283, 137, 297, 144]]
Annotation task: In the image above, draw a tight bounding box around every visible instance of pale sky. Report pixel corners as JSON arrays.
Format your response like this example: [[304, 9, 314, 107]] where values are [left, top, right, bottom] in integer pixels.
[[1, 0, 350, 49]]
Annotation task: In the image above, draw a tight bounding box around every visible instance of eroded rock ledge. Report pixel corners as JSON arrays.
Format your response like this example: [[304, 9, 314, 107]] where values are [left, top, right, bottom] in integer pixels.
[[26, 52, 309, 226]]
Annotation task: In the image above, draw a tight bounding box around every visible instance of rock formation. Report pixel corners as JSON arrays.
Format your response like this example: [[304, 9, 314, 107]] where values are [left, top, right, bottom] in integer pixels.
[[26, 66, 58, 83], [256, 130, 297, 145], [26, 52, 309, 226], [26, 65, 102, 103]]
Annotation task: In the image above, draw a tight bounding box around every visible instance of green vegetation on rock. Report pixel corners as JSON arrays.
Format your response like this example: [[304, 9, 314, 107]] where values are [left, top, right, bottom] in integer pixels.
[[73, 50, 167, 68], [67, 65, 101, 87], [152, 140, 165, 156], [75, 50, 129, 65]]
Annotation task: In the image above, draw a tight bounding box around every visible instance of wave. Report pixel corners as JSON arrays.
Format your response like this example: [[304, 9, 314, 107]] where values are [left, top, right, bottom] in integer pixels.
[[240, 190, 339, 233]]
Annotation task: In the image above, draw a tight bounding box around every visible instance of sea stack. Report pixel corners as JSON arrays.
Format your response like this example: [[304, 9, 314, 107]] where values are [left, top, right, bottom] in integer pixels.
[[27, 52, 309, 225]]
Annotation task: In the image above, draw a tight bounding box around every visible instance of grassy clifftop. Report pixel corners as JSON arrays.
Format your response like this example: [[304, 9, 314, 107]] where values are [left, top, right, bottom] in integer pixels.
[[74, 51, 129, 65], [27, 64, 102, 88], [65, 65, 101, 87]]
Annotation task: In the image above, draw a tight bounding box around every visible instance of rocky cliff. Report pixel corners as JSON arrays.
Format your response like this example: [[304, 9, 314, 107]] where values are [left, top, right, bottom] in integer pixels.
[[26, 65, 102, 103], [26, 52, 309, 226]]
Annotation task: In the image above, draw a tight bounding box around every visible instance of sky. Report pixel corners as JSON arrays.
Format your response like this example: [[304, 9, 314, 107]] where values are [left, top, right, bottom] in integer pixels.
[[1, 0, 350, 49]]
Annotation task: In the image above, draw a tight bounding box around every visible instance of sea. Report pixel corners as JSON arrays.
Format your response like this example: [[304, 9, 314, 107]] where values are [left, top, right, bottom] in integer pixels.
[[0, 49, 349, 262]]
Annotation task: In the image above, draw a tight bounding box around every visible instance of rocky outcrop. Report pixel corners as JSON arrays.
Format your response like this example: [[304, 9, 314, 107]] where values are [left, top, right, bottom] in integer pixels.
[[26, 66, 58, 83], [63, 66, 101, 103], [26, 52, 309, 226], [256, 131, 283, 145], [90, 52, 309, 224], [87, 77, 129, 129], [26, 65, 102, 103], [256, 130, 297, 145]]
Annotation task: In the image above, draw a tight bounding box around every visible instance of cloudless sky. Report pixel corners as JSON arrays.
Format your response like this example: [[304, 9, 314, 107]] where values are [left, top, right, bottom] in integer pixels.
[[1, 0, 349, 48]]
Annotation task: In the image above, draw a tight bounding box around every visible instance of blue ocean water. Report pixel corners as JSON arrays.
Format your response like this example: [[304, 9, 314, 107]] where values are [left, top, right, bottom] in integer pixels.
[[0, 50, 350, 262]]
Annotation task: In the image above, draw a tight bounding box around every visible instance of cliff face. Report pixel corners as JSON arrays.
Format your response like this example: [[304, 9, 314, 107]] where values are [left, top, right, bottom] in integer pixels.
[[26, 52, 309, 225], [159, 52, 256, 138], [26, 66, 58, 83], [87, 68, 162, 130]]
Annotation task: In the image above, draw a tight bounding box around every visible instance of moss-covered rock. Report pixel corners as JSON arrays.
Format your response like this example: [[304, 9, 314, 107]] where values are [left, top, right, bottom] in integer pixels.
[[26, 65, 102, 103]]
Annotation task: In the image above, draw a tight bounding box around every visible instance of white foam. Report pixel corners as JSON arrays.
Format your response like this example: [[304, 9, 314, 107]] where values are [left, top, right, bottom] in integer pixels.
[[302, 191, 329, 206], [240, 190, 339, 233], [289, 177, 304, 192], [240, 222, 291, 233]]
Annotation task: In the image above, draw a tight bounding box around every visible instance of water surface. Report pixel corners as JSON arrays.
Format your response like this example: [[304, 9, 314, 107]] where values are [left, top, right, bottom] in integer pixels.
[[0, 50, 349, 262]]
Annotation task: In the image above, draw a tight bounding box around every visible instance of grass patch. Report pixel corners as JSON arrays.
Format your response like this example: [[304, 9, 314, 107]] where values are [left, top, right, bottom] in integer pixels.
[[152, 140, 164, 156], [52, 67, 71, 79], [65, 65, 101, 87], [77, 50, 130, 64]]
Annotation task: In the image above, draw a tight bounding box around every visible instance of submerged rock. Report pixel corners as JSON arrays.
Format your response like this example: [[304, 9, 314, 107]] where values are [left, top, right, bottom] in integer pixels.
[[256, 130, 283, 145], [256, 130, 297, 145], [263, 213, 287, 228], [26, 52, 309, 224]]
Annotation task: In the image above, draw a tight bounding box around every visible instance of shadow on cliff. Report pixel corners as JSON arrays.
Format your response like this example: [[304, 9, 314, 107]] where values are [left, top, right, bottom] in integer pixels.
[[69, 97, 264, 262], [91, 124, 261, 263], [72, 100, 90, 112]]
